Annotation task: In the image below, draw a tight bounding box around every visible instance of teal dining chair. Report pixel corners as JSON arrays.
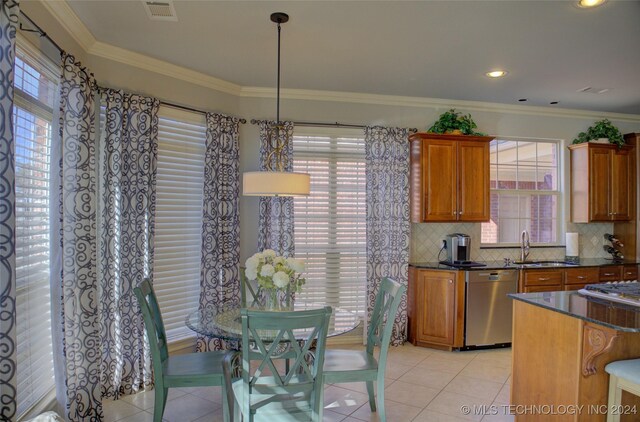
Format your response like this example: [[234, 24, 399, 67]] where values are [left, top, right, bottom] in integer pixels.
[[322, 277, 406, 422], [224, 306, 332, 421], [134, 278, 232, 422]]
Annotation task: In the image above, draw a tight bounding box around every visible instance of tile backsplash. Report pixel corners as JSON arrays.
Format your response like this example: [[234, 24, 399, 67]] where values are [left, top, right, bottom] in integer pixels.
[[410, 222, 614, 262]]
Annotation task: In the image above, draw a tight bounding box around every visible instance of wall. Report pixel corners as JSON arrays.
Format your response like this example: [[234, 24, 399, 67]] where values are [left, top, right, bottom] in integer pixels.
[[22, 0, 640, 265], [410, 222, 613, 263]]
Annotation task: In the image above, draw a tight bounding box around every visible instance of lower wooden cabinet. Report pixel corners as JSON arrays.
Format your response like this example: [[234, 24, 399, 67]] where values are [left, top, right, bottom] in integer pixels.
[[564, 267, 599, 291], [408, 267, 464, 349], [519, 264, 639, 293]]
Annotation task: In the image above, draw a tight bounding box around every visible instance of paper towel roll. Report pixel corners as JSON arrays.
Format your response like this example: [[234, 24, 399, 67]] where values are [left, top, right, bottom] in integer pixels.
[[566, 232, 579, 257]]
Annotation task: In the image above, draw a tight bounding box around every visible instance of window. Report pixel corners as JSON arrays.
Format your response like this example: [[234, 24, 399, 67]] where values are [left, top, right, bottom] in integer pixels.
[[481, 138, 561, 245], [292, 128, 367, 320], [14, 42, 58, 417], [152, 107, 206, 340]]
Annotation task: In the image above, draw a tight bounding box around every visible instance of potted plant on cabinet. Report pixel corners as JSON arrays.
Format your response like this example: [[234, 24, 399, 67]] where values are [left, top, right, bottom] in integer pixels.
[[427, 109, 486, 136], [572, 119, 625, 148]]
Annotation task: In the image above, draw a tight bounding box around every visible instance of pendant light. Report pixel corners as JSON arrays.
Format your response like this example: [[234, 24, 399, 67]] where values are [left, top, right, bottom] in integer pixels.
[[243, 12, 310, 197]]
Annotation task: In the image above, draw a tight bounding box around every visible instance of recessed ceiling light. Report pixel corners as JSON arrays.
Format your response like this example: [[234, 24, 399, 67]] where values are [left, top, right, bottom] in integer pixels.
[[486, 70, 508, 78], [577, 0, 606, 8]]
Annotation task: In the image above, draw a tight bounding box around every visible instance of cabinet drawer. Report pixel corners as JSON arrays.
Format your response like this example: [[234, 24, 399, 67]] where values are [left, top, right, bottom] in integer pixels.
[[523, 270, 564, 286], [622, 265, 638, 281], [599, 266, 622, 282], [525, 284, 562, 293], [565, 267, 599, 285]]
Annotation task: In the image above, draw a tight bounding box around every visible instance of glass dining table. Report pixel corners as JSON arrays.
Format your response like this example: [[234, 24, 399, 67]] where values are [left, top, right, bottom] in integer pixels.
[[185, 301, 361, 343]]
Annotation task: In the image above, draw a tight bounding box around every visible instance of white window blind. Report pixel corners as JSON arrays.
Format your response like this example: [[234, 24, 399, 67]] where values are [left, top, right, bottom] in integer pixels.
[[13, 42, 57, 418], [292, 128, 367, 319], [153, 107, 206, 340]]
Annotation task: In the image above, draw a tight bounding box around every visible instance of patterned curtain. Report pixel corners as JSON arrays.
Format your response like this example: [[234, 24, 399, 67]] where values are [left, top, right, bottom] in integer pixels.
[[365, 126, 410, 346], [257, 120, 295, 256], [56, 53, 102, 421], [99, 88, 159, 398], [0, 1, 19, 420], [197, 113, 241, 352]]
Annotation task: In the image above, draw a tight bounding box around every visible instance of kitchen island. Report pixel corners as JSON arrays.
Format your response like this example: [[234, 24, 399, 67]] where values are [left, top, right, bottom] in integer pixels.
[[509, 291, 640, 421]]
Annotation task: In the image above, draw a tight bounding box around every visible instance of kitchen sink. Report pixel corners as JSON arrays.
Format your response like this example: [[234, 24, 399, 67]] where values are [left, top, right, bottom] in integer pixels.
[[513, 260, 579, 268]]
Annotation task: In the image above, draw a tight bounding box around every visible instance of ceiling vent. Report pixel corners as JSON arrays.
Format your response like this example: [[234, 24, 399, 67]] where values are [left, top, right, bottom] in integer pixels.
[[143, 1, 177, 21]]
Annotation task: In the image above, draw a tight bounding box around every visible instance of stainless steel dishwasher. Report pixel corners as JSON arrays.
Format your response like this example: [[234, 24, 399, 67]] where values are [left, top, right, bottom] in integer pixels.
[[465, 270, 518, 348]]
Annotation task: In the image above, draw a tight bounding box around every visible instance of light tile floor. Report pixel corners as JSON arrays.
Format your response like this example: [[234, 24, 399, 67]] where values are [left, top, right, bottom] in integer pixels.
[[103, 344, 514, 422]]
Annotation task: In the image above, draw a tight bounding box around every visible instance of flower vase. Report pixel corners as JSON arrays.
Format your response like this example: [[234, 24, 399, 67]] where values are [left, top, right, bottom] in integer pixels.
[[264, 288, 282, 311]]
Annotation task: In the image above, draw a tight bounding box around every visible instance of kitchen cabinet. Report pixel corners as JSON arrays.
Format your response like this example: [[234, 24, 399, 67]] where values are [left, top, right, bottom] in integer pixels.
[[599, 266, 622, 282], [564, 267, 599, 291], [622, 264, 638, 280], [409, 133, 494, 223], [569, 143, 635, 223], [408, 267, 464, 350], [520, 269, 563, 293]]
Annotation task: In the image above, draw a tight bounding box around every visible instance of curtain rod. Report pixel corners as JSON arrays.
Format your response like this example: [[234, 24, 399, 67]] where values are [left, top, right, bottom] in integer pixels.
[[19, 10, 65, 54], [162, 102, 246, 123], [251, 119, 418, 133], [19, 11, 246, 124]]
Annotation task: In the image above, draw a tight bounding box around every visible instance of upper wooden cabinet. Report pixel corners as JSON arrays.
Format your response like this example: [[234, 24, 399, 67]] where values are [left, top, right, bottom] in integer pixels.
[[569, 143, 635, 223], [410, 133, 494, 222]]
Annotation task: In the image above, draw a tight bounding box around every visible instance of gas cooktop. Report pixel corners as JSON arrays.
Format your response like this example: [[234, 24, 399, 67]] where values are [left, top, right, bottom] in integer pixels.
[[579, 281, 640, 307]]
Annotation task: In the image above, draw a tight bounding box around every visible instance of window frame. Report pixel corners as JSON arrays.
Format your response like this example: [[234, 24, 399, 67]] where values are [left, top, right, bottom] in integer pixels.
[[13, 36, 59, 419], [291, 126, 367, 324], [481, 136, 564, 247]]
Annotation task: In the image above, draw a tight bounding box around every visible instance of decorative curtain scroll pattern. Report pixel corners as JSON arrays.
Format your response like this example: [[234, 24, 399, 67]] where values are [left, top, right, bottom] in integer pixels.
[[99, 88, 159, 398], [197, 113, 241, 352], [257, 120, 295, 257], [0, 1, 19, 420], [56, 52, 101, 421], [365, 126, 410, 346]]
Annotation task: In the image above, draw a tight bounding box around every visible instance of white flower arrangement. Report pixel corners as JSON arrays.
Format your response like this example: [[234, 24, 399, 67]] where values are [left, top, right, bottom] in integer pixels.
[[245, 249, 306, 293]]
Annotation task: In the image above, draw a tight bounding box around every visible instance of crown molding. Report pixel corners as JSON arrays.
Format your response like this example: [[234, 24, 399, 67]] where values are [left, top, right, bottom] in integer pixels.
[[40, 0, 96, 52], [241, 87, 640, 123], [43, 0, 640, 123], [89, 41, 242, 96]]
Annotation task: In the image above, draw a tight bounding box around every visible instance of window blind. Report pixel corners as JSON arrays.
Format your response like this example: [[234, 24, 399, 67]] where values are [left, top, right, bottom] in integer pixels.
[[153, 107, 206, 340], [292, 128, 367, 319], [13, 43, 57, 418]]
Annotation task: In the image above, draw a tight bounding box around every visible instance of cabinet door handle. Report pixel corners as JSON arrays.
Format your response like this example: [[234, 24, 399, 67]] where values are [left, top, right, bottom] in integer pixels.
[[577, 276, 586, 280], [448, 279, 453, 284], [603, 272, 615, 276], [538, 277, 550, 281], [626, 272, 635, 275]]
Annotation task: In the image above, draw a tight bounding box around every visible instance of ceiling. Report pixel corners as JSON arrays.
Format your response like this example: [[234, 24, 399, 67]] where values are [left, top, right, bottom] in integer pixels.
[[63, 0, 640, 114]]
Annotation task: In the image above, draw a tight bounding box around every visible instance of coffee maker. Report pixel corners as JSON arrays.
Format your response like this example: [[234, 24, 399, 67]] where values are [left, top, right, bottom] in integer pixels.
[[445, 233, 471, 264]]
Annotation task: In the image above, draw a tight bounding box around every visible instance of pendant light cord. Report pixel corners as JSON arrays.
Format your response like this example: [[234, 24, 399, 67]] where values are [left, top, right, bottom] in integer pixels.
[[276, 20, 282, 124]]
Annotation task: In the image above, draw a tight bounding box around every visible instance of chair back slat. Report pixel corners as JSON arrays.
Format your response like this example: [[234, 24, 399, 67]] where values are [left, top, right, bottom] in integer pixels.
[[134, 278, 169, 376], [239, 307, 331, 417], [240, 266, 261, 308], [366, 277, 406, 355]]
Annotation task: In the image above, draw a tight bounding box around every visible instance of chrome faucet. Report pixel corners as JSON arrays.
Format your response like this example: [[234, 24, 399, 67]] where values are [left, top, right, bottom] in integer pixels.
[[520, 230, 530, 262]]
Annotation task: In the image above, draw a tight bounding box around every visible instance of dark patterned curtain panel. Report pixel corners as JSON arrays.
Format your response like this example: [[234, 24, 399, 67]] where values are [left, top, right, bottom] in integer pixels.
[[99, 88, 159, 398], [257, 120, 295, 256], [197, 113, 241, 352], [365, 126, 410, 346], [56, 53, 101, 421], [0, 1, 19, 420]]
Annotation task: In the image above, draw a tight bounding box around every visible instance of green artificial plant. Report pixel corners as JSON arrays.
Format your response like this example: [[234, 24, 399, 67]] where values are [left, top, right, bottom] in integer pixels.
[[427, 109, 486, 136], [572, 119, 625, 148]]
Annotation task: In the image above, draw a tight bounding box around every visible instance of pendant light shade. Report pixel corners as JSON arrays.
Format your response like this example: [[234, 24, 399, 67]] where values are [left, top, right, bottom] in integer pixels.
[[243, 171, 310, 197], [242, 12, 311, 197]]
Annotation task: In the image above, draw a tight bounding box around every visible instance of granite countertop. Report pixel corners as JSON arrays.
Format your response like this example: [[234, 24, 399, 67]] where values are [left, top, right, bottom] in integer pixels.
[[409, 258, 639, 271], [509, 291, 640, 332]]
